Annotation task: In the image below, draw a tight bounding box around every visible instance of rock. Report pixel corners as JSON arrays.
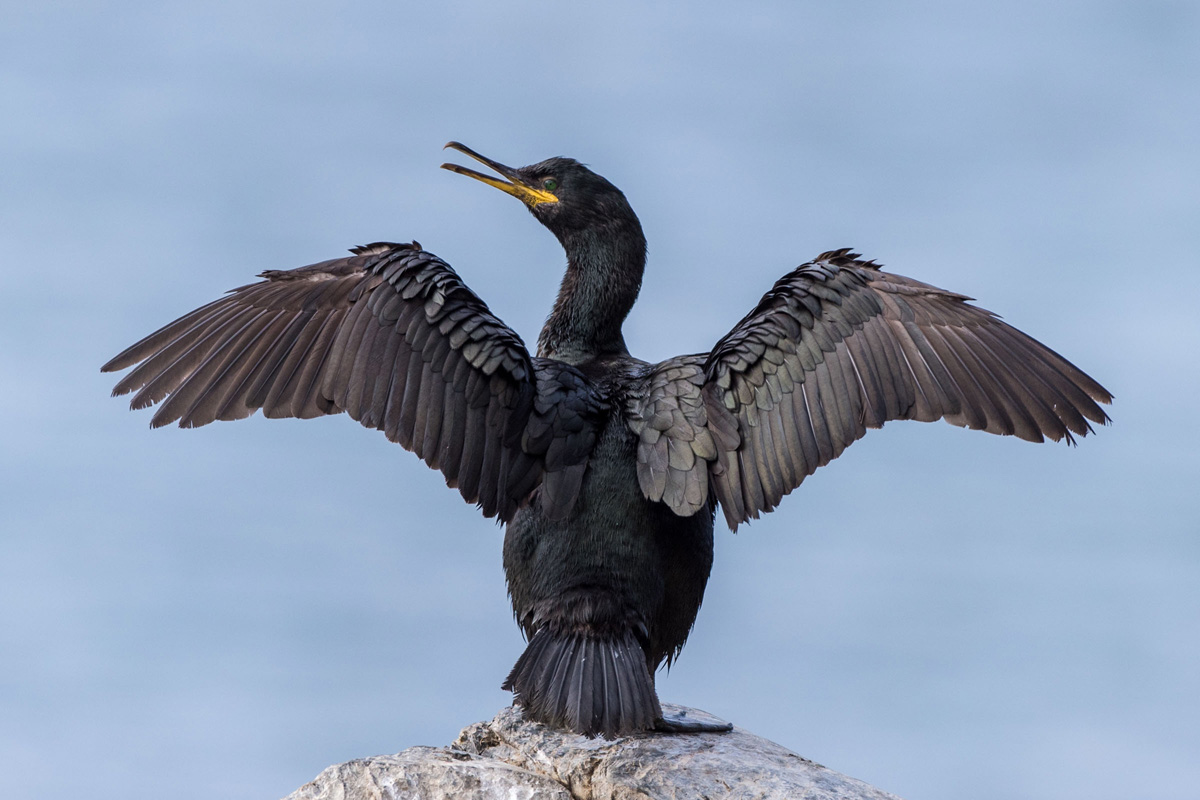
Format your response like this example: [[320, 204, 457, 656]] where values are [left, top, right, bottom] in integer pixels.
[[285, 703, 903, 800]]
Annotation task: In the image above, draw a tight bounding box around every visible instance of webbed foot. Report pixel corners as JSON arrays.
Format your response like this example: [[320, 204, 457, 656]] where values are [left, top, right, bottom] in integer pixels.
[[653, 703, 733, 734]]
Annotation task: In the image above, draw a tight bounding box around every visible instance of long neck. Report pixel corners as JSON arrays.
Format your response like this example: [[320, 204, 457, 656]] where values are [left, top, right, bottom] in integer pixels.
[[537, 216, 646, 363]]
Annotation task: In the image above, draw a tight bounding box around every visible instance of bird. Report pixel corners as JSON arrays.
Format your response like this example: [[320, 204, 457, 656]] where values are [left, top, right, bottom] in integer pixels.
[[102, 141, 1112, 739]]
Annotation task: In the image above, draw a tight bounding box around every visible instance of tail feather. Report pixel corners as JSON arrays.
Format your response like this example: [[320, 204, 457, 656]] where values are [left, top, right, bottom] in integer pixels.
[[504, 626, 661, 738], [574, 637, 596, 731], [546, 634, 580, 719], [601, 636, 622, 735]]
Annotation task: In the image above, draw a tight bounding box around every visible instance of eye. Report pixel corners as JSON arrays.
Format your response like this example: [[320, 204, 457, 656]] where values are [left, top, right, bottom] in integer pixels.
[[542, 178, 558, 192]]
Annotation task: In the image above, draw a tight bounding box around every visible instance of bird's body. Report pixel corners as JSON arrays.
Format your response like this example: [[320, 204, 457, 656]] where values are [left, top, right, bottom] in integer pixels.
[[103, 143, 1111, 738], [502, 355, 717, 733]]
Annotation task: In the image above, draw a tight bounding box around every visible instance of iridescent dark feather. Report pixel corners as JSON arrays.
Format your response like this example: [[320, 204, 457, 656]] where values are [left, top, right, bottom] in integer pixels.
[[695, 249, 1111, 527], [103, 242, 603, 522]]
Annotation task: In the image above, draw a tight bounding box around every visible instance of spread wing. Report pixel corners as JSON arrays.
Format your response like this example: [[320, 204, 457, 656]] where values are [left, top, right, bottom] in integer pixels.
[[629, 249, 1112, 527], [102, 242, 604, 522]]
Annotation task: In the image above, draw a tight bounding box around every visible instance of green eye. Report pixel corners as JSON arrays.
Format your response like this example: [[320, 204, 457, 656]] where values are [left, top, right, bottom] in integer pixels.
[[542, 178, 558, 192]]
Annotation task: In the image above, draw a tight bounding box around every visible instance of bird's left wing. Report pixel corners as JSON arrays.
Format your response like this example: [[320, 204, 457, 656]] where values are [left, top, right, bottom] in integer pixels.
[[103, 242, 604, 522]]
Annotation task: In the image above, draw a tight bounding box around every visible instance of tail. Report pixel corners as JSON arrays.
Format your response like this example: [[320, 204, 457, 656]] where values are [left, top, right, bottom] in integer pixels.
[[503, 625, 661, 738]]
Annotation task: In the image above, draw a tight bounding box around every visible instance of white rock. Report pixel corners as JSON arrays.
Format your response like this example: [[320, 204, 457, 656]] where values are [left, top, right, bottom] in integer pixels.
[[285, 704, 903, 800]]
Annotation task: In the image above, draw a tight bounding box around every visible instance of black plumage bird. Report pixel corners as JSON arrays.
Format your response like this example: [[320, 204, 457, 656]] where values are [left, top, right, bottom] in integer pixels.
[[102, 142, 1111, 738]]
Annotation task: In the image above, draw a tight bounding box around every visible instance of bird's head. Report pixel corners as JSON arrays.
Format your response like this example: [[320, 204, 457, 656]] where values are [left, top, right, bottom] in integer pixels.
[[441, 142, 638, 239]]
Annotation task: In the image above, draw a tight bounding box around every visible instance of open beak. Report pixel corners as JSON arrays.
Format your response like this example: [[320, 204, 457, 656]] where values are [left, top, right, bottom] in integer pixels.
[[441, 142, 559, 207]]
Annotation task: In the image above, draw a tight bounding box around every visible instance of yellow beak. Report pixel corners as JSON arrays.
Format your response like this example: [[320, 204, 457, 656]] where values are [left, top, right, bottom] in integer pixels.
[[441, 141, 559, 207]]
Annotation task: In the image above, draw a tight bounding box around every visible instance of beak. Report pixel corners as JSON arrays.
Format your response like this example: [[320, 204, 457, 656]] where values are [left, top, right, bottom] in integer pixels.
[[441, 142, 559, 207]]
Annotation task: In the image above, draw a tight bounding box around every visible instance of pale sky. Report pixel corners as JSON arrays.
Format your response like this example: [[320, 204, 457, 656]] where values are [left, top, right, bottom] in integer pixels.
[[3, 2, 1198, 799]]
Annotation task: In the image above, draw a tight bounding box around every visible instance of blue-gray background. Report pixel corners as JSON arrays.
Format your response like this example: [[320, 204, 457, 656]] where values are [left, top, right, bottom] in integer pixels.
[[3, 2, 1197, 798]]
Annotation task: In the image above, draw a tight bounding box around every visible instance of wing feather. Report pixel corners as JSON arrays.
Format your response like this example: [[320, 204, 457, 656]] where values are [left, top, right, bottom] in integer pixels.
[[181, 309, 283, 425], [154, 309, 275, 427], [212, 311, 306, 421], [626, 356, 717, 517], [103, 242, 605, 522], [702, 249, 1111, 528]]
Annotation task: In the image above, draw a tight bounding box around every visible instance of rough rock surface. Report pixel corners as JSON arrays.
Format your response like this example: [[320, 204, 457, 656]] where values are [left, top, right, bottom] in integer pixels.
[[285, 703, 903, 800]]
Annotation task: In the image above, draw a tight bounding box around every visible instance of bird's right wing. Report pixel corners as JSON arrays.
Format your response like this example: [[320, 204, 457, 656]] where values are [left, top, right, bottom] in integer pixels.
[[629, 249, 1111, 528], [102, 242, 605, 522], [702, 249, 1111, 528]]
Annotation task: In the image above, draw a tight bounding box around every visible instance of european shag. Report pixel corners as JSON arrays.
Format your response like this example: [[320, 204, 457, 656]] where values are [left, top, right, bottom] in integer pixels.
[[103, 142, 1112, 738]]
